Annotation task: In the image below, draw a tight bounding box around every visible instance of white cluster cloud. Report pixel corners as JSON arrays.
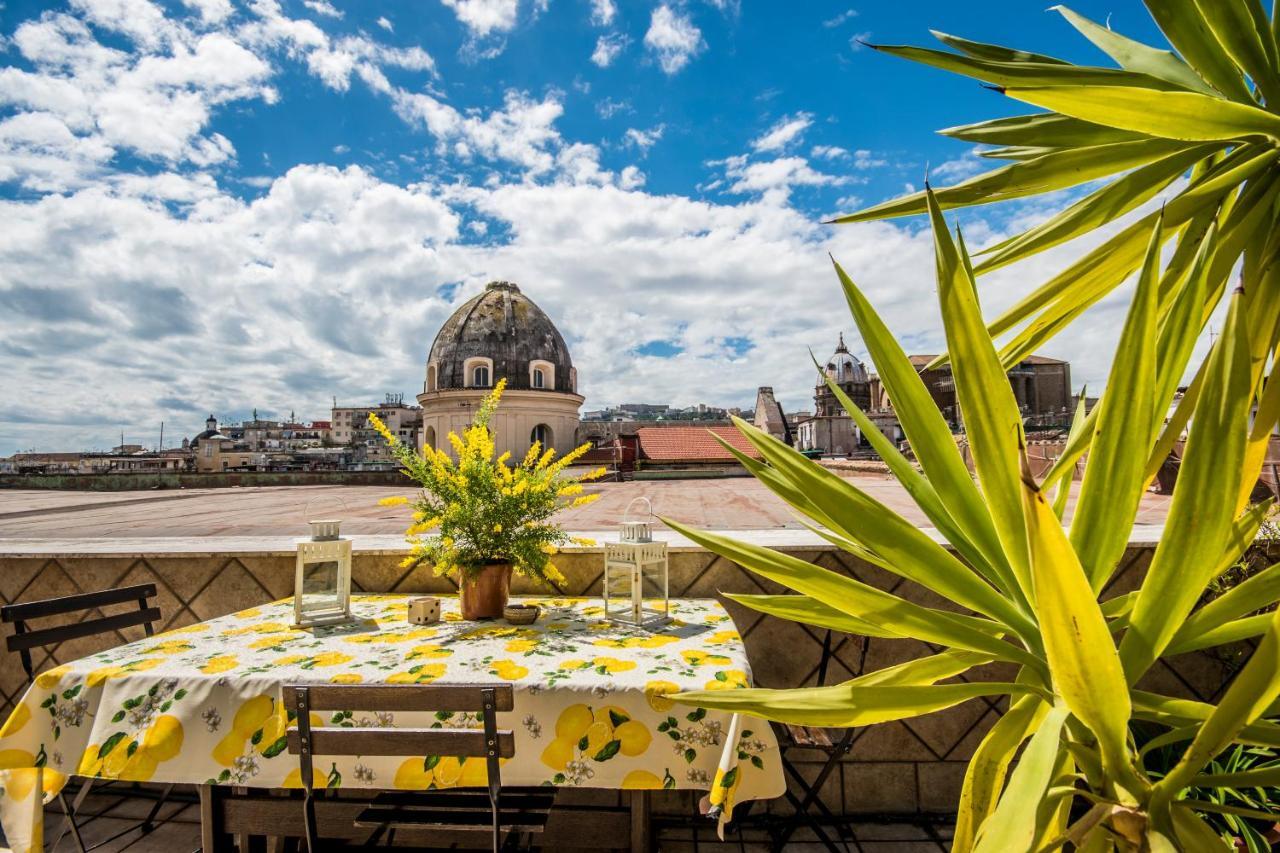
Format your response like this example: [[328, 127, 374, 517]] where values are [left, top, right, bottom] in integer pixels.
[[589, 0, 617, 27], [644, 5, 703, 75], [623, 124, 664, 153], [0, 0, 448, 192], [591, 32, 628, 68], [752, 112, 812, 152], [438, 0, 521, 38]]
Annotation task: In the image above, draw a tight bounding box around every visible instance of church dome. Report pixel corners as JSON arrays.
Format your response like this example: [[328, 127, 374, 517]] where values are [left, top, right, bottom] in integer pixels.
[[426, 282, 577, 394], [824, 333, 868, 384]]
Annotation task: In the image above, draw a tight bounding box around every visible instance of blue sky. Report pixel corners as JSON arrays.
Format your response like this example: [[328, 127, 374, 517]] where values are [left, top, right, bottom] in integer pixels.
[[0, 0, 1185, 453]]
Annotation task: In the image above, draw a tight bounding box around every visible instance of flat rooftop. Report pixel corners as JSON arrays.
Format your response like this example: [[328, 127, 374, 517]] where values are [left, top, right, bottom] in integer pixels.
[[0, 476, 1172, 540]]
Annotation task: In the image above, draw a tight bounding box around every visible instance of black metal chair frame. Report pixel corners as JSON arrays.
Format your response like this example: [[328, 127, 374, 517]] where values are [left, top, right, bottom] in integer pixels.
[[1, 583, 185, 853], [286, 682, 554, 853], [768, 628, 856, 852]]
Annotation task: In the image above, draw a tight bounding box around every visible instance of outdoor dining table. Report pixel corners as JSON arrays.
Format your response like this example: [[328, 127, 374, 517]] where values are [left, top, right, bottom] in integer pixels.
[[0, 594, 783, 852]]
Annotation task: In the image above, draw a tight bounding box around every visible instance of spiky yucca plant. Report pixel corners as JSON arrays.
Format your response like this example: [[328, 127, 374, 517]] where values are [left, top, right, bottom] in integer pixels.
[[669, 6, 1280, 847], [668, 188, 1280, 850], [838, 2, 1280, 457]]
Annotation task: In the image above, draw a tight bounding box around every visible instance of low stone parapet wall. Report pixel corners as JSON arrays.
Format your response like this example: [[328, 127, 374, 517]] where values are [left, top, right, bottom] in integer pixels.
[[0, 526, 1242, 818]]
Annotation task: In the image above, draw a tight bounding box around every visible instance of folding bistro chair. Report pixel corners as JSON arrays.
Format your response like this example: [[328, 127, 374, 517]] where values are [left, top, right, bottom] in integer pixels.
[[768, 628, 855, 852], [1, 583, 184, 853], [285, 682, 555, 853]]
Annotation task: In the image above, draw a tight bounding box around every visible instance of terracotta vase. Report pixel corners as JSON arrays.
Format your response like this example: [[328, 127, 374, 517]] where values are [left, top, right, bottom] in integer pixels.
[[459, 562, 512, 620]]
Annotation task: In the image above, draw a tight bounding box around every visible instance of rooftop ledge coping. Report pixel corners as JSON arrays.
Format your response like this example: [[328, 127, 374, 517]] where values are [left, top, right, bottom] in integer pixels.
[[0, 524, 1168, 559]]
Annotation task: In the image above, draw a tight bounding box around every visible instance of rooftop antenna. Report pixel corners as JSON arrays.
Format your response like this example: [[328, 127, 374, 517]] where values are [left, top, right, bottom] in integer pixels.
[[159, 421, 164, 452]]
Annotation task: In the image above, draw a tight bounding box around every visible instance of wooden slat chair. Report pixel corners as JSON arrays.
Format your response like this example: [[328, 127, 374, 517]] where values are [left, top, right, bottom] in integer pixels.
[[768, 629, 855, 852], [1, 583, 180, 853], [284, 683, 555, 853]]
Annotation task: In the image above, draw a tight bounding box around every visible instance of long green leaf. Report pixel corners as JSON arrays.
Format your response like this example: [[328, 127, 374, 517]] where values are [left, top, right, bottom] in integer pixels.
[[1022, 449, 1133, 781], [954, 695, 1049, 853], [985, 145, 1273, 340], [974, 144, 1215, 274], [1167, 613, 1274, 654], [939, 112, 1146, 147], [1194, 0, 1280, 107], [1143, 0, 1253, 101], [1168, 515, 1278, 650], [929, 191, 1031, 598], [1052, 392, 1089, 519], [1190, 765, 1280, 788], [671, 681, 1034, 728], [853, 648, 996, 687], [870, 43, 1190, 90], [728, 416, 1034, 633], [1132, 690, 1280, 747], [1120, 290, 1254, 682], [1052, 5, 1217, 94], [810, 352, 1003, 593], [723, 593, 902, 639], [663, 519, 1040, 667], [1070, 212, 1162, 590], [1003, 86, 1280, 143], [930, 30, 1068, 65], [1152, 607, 1280, 804], [834, 138, 1184, 223], [973, 705, 1071, 853], [1170, 803, 1234, 851], [833, 261, 1022, 603]]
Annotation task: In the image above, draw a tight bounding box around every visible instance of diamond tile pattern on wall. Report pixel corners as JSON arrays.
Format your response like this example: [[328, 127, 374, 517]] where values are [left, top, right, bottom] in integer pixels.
[[0, 543, 1252, 817]]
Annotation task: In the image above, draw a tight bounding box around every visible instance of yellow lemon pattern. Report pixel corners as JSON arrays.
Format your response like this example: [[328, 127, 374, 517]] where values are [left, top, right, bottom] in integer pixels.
[[0, 596, 779, 849]]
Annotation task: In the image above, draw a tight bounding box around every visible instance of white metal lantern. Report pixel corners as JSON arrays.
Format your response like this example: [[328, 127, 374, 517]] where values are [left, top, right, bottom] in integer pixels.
[[603, 497, 669, 628], [294, 518, 353, 628]]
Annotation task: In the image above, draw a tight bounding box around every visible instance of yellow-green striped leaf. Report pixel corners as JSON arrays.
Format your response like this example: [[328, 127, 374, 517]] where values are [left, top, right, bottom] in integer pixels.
[[929, 191, 1031, 598], [672, 681, 1035, 729], [833, 261, 1020, 603], [662, 518, 1040, 667], [954, 695, 1048, 852], [939, 112, 1145, 147], [1144, 0, 1253, 101], [1003, 86, 1280, 143], [1070, 212, 1162, 590], [1022, 450, 1133, 780], [833, 138, 1184, 223], [1152, 607, 1280, 803], [1052, 6, 1217, 94], [1120, 290, 1254, 682], [973, 705, 1071, 853]]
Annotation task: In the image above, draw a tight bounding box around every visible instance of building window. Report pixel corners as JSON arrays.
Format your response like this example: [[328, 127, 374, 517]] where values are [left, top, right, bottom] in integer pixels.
[[472, 365, 490, 387], [427, 363, 437, 392], [531, 423, 553, 449], [532, 367, 545, 389]]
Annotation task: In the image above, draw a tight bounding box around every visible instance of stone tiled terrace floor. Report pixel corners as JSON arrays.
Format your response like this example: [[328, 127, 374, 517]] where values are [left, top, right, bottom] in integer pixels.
[[14, 790, 954, 852], [0, 476, 1172, 538]]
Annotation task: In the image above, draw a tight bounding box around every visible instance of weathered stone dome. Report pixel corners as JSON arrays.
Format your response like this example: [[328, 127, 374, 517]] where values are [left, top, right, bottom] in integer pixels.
[[427, 281, 576, 394]]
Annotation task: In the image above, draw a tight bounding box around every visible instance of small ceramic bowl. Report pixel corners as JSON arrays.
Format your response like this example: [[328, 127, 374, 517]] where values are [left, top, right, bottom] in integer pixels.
[[503, 604, 540, 625]]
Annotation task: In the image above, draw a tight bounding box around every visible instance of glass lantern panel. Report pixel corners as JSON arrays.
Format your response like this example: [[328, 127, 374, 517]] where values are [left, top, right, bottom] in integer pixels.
[[300, 560, 339, 608]]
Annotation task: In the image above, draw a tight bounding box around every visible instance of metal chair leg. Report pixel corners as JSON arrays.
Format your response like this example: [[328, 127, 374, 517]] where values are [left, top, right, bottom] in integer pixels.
[[53, 778, 94, 853]]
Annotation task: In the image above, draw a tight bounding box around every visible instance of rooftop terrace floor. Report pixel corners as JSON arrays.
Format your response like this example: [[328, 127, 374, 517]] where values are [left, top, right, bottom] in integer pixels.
[[0, 476, 1172, 539]]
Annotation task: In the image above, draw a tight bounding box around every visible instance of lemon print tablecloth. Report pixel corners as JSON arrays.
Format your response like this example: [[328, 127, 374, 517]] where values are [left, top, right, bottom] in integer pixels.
[[0, 595, 782, 852]]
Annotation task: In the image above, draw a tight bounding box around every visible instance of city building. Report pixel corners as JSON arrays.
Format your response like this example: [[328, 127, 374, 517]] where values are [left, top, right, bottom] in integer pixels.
[[795, 335, 1074, 457], [795, 335, 875, 457], [331, 395, 422, 464], [909, 353, 1073, 427], [419, 281, 583, 460]]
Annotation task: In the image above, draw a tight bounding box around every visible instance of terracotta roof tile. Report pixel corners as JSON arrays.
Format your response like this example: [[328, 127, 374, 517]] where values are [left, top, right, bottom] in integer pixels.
[[635, 426, 762, 462]]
